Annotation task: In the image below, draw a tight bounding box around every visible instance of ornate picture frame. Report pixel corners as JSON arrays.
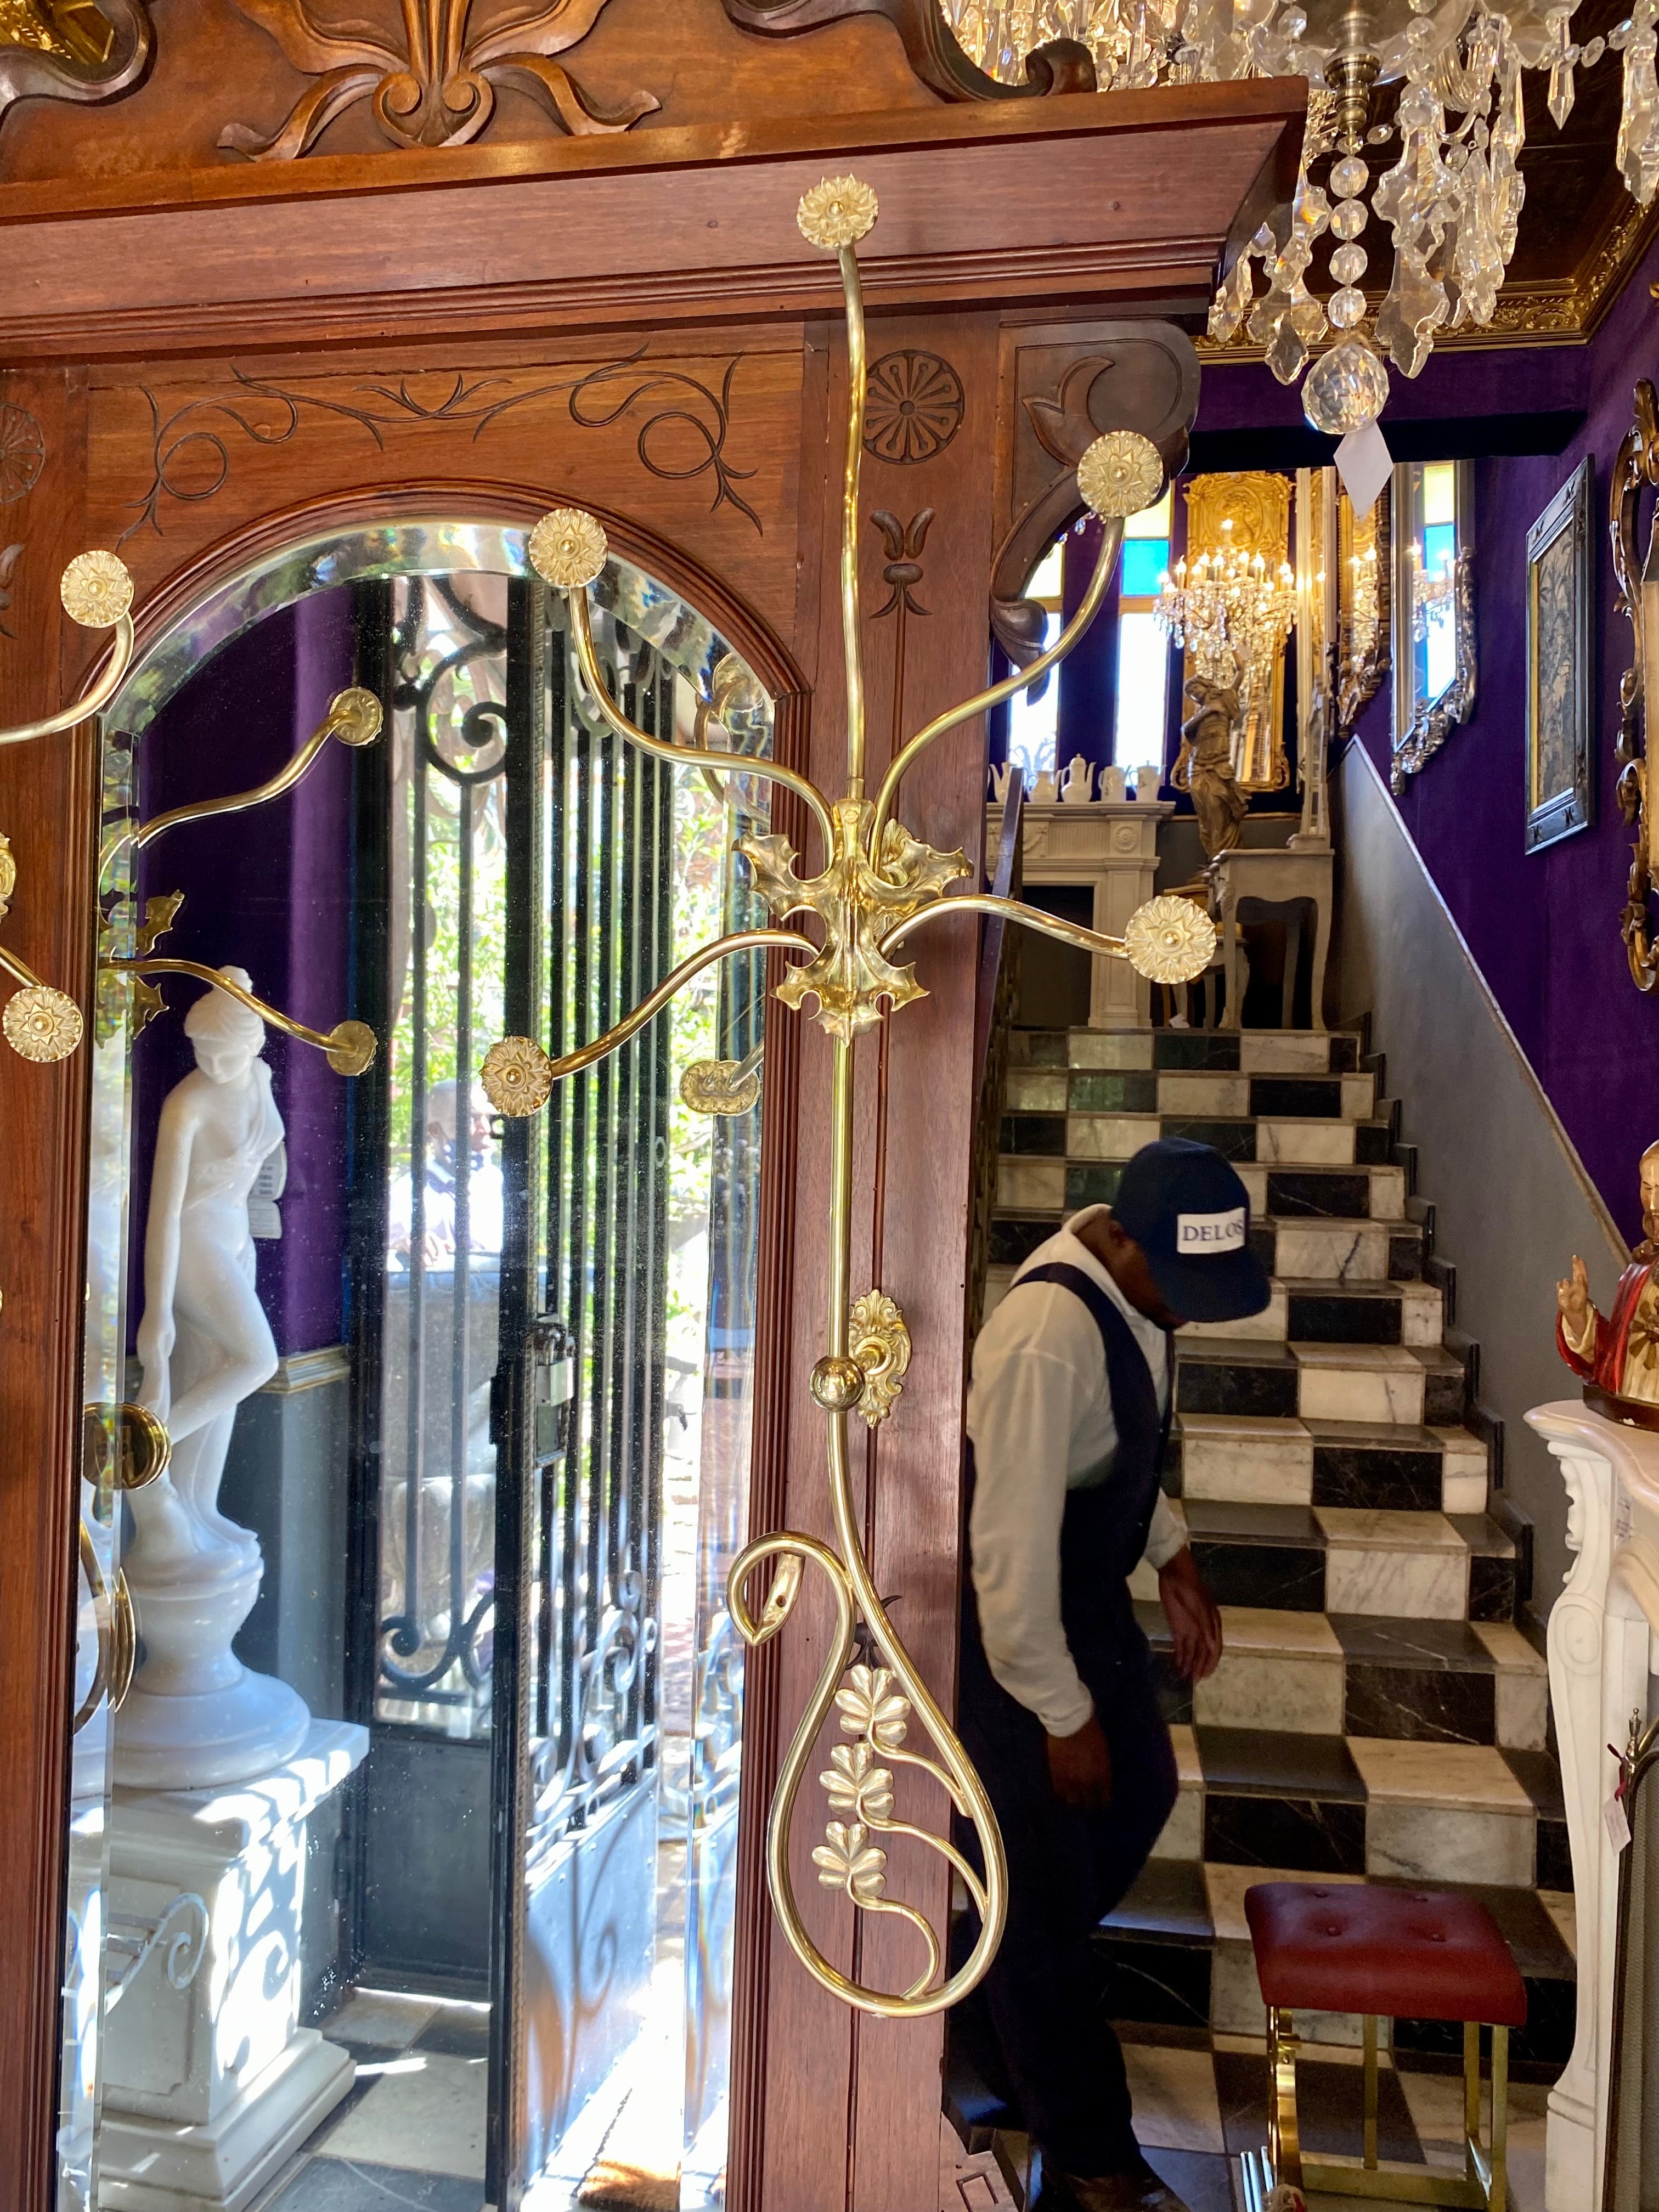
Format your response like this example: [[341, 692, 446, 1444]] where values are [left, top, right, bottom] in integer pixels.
[[1391, 460, 1476, 791], [1526, 456, 1595, 853], [1336, 476, 1390, 734]]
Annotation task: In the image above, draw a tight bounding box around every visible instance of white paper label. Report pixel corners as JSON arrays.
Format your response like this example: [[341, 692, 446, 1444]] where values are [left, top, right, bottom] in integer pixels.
[[1177, 1207, 1245, 1253], [1606, 1793, 1633, 1854]]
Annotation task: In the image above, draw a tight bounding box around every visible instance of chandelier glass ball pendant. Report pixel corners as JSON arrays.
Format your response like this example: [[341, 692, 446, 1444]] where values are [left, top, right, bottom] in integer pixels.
[[940, 0, 1652, 433]]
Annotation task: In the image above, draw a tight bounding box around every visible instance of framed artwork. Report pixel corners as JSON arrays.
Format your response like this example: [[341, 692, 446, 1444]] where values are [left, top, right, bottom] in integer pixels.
[[1391, 459, 1475, 791], [1526, 456, 1595, 853]]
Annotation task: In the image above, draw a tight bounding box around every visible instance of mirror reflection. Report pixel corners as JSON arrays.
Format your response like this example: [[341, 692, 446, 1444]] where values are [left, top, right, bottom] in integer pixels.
[[59, 531, 773, 2212]]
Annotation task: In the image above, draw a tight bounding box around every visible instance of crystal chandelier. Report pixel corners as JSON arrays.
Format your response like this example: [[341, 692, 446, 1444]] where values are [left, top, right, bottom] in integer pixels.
[[1155, 520, 1297, 742], [940, 0, 1650, 434]]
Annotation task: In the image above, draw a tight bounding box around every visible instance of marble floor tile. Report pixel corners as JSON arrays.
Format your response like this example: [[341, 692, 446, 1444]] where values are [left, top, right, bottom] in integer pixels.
[[1240, 1032, 1336, 1073], [1212, 1606, 1346, 1660], [1210, 1943, 1377, 2048], [1323, 1542, 1468, 1620], [1473, 1623, 1551, 1751], [1180, 1285, 1288, 1342], [1069, 1030, 1153, 1068], [1071, 1070, 1159, 1113], [1295, 1345, 1426, 1426], [1121, 2042, 1227, 2152], [1237, 1163, 1268, 1214], [1068, 1112, 1159, 1159], [1348, 1738, 1535, 1810], [321, 2052, 487, 2179], [1194, 1612, 1345, 1735], [1008, 1029, 1066, 1065], [1157, 1072, 1251, 1117], [1177, 1344, 1301, 1421], [1368, 1166, 1408, 1221], [1272, 1223, 1389, 1284], [1538, 1888, 1577, 1960], [1364, 1803, 1535, 1886], [1343, 1664, 1494, 1745], [1151, 1725, 1204, 1861], [266, 2162, 484, 2211], [1314, 1508, 1463, 1550], [324, 1991, 440, 2051], [1203, 1861, 1363, 1943], [1398, 1283, 1444, 1346], [1205, 1791, 1368, 1875], [1255, 1119, 1357, 1165], [1186, 1415, 1318, 1504], [1142, 2148, 1237, 2212], [996, 1156, 1066, 1210], [1004, 1066, 1069, 1111], [1340, 1074, 1376, 1118]]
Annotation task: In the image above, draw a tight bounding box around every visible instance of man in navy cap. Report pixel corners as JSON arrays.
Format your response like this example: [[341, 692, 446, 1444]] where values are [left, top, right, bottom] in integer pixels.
[[956, 1138, 1271, 2212]]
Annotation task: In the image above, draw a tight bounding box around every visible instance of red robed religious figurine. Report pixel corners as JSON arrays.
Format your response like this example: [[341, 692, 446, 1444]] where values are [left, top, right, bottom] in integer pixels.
[[1557, 1140, 1659, 1406]]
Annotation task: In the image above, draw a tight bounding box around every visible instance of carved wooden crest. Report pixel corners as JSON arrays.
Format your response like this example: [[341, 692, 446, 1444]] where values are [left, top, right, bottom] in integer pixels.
[[0, 1, 151, 134], [219, 0, 656, 160]]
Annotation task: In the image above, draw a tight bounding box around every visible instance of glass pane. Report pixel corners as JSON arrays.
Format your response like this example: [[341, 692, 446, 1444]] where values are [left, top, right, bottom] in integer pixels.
[[1007, 611, 1061, 781], [1421, 460, 1457, 527], [1120, 538, 1170, 598], [56, 527, 770, 2212], [1124, 488, 1172, 540], [1025, 537, 1064, 606], [1112, 610, 1171, 768]]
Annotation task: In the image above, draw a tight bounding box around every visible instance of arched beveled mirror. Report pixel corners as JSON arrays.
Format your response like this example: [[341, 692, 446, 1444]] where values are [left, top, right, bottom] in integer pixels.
[[61, 520, 776, 2212]]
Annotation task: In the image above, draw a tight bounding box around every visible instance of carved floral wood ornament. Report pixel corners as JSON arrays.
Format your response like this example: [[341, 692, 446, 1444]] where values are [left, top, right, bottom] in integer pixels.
[[220, 0, 657, 160]]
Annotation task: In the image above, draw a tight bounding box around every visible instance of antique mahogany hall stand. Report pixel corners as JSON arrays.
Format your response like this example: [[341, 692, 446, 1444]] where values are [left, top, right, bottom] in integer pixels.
[[0, 14, 1302, 2208]]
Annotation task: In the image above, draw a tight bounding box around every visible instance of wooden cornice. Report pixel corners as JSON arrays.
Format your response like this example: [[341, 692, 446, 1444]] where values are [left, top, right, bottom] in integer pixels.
[[0, 80, 1306, 363]]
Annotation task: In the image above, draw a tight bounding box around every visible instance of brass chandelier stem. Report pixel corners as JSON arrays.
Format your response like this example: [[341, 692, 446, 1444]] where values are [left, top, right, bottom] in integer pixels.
[[840, 238, 869, 797]]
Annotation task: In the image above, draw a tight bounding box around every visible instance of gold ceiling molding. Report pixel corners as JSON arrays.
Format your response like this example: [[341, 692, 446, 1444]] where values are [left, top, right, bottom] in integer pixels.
[[0, 0, 149, 132], [1199, 195, 1659, 364]]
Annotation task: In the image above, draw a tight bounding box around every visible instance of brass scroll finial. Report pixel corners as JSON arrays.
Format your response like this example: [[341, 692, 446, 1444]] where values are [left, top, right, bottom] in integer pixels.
[[484, 177, 1213, 2021]]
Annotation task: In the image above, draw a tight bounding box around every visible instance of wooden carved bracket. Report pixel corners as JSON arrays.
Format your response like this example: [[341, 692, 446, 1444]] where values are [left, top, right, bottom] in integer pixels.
[[0, 0, 151, 136], [720, 0, 1094, 103], [1611, 379, 1659, 992], [992, 328, 1199, 666]]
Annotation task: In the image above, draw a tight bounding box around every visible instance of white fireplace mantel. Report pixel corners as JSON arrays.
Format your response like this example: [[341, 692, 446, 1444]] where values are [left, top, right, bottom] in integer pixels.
[[1529, 1398, 1659, 2212]]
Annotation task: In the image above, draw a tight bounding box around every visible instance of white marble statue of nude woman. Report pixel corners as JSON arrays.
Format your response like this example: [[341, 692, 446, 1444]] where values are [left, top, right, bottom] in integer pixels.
[[131, 969, 283, 1571]]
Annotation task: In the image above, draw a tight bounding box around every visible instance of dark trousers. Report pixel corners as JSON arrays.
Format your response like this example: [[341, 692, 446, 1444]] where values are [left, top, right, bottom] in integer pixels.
[[953, 1628, 1178, 2178]]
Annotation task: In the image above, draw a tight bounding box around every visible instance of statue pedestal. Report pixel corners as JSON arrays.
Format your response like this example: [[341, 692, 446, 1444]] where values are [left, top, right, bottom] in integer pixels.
[[98, 1719, 369, 2212], [115, 1533, 310, 1791]]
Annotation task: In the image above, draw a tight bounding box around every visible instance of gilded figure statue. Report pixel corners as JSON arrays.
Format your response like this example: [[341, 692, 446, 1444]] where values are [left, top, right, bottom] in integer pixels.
[[0, 0, 113, 63], [1558, 1139, 1659, 1405], [1172, 674, 1248, 860]]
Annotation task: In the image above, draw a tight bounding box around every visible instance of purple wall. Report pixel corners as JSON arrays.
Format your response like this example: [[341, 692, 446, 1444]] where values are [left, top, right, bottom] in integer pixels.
[[129, 590, 358, 1358], [1200, 235, 1659, 1246]]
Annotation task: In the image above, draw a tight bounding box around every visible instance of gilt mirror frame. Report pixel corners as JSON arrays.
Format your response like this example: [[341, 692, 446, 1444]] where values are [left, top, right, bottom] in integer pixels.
[[1391, 458, 1476, 792]]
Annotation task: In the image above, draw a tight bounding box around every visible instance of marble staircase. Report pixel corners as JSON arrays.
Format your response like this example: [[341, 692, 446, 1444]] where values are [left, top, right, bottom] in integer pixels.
[[984, 1023, 1577, 2073]]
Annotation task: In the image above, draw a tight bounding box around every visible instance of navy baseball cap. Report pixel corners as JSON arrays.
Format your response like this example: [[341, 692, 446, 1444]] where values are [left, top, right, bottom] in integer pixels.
[[1111, 1137, 1271, 1325]]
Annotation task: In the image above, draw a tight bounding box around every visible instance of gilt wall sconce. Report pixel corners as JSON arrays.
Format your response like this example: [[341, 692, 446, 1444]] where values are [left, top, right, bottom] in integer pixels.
[[475, 175, 1218, 2017]]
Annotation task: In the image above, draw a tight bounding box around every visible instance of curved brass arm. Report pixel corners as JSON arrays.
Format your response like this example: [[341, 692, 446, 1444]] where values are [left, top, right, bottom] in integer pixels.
[[881, 890, 1128, 961], [567, 591, 835, 852], [101, 957, 376, 1075], [481, 928, 815, 1114], [868, 517, 1125, 854], [106, 687, 382, 873], [0, 551, 137, 749], [0, 941, 48, 992], [74, 1522, 114, 1736]]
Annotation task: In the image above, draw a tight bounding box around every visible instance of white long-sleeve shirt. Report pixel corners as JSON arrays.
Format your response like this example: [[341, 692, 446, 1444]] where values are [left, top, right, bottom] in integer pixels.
[[967, 1205, 1184, 1736]]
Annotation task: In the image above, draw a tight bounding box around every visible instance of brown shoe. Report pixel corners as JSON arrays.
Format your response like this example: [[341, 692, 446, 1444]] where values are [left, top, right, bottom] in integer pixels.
[[1036, 2161, 1195, 2212]]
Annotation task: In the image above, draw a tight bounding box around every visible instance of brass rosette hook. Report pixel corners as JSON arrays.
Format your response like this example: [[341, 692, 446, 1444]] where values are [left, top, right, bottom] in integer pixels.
[[481, 177, 1215, 2019], [0, 550, 140, 1063]]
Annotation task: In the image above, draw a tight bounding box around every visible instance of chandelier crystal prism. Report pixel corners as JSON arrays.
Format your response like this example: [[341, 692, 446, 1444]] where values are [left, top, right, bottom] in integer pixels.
[[940, 0, 1650, 432]]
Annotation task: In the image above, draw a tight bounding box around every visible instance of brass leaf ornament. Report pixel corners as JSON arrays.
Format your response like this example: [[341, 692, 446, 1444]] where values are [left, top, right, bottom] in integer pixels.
[[60, 549, 133, 629], [3, 981, 83, 1062], [482, 1033, 556, 1118], [1076, 430, 1165, 521], [849, 1289, 911, 1425]]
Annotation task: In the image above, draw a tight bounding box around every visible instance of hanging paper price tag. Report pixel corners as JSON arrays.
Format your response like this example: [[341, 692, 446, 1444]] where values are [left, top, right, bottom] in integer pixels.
[[1605, 1793, 1633, 1853]]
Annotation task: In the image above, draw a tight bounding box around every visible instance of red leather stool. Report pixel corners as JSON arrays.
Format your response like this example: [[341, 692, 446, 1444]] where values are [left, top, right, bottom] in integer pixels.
[[1240, 1882, 1528, 2212]]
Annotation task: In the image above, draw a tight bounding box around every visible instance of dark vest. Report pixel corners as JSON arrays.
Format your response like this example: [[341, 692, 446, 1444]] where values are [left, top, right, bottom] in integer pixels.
[[962, 1261, 1173, 1696]]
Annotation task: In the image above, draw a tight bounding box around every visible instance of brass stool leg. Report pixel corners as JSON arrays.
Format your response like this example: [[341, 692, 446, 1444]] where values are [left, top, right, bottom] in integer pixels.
[[1268, 2005, 1303, 2191], [1463, 2019, 1481, 2185], [1362, 2013, 1379, 2170], [1489, 2025, 1509, 2212]]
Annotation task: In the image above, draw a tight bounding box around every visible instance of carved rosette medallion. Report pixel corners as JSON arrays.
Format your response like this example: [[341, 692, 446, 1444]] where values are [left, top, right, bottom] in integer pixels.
[[481, 1034, 556, 1117], [864, 353, 964, 465], [0, 404, 44, 505], [4, 981, 83, 1062]]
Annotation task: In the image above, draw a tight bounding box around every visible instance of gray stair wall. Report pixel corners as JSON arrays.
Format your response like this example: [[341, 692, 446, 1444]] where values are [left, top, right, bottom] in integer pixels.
[[1329, 738, 1627, 1617]]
